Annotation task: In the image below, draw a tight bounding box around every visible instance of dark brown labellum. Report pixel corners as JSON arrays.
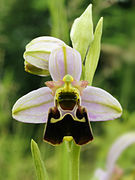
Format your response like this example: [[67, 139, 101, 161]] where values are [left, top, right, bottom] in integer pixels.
[[44, 106, 93, 145]]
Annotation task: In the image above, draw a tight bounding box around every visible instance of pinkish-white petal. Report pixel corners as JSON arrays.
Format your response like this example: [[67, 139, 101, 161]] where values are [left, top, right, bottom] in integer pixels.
[[106, 132, 135, 174], [49, 46, 82, 81], [26, 36, 65, 52], [81, 86, 122, 121], [94, 169, 108, 180], [95, 133, 135, 180], [12, 87, 53, 123], [24, 51, 49, 70]]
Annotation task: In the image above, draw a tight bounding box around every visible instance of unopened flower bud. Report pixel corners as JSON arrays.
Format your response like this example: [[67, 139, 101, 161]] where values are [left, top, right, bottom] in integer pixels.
[[23, 36, 65, 76]]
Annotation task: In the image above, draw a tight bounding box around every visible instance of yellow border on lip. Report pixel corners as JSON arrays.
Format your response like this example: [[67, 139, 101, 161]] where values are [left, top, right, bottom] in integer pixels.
[[50, 112, 86, 123]]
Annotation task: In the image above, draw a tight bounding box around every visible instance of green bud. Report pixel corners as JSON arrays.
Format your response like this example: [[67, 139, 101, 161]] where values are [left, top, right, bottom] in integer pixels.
[[85, 17, 103, 85], [70, 4, 94, 62]]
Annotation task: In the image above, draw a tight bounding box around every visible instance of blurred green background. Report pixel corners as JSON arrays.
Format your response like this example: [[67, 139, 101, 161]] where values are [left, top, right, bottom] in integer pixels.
[[0, 0, 135, 179]]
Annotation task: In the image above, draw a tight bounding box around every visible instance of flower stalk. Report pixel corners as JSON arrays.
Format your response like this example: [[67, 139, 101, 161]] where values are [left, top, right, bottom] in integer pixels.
[[69, 142, 80, 180], [56, 141, 69, 180]]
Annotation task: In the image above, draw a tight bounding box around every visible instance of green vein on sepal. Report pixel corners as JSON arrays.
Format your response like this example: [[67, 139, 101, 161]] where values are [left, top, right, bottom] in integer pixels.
[[24, 51, 49, 62], [12, 99, 52, 115]]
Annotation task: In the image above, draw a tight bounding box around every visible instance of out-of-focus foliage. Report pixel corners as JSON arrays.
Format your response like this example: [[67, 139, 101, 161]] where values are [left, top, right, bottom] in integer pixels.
[[0, 0, 135, 179]]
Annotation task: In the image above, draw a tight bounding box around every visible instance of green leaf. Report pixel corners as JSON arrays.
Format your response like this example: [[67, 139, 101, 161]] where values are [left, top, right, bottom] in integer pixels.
[[70, 4, 94, 62], [31, 139, 49, 180], [84, 17, 103, 85]]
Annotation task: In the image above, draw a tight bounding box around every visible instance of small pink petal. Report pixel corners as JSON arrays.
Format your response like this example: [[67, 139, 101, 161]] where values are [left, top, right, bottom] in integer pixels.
[[72, 80, 88, 95], [12, 87, 53, 123], [81, 86, 122, 121], [45, 80, 64, 96]]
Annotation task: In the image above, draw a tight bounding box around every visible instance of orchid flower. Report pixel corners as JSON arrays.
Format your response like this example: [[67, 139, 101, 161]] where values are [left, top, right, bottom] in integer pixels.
[[12, 44, 122, 145], [95, 132, 135, 180]]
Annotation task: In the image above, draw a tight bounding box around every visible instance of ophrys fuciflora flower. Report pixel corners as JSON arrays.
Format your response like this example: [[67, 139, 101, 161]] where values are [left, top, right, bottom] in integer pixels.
[[12, 37, 122, 145]]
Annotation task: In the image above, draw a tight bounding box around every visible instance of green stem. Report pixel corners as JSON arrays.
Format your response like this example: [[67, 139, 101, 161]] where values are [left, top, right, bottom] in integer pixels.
[[57, 140, 80, 180], [56, 140, 80, 180], [68, 141, 81, 180], [56, 141, 69, 180]]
